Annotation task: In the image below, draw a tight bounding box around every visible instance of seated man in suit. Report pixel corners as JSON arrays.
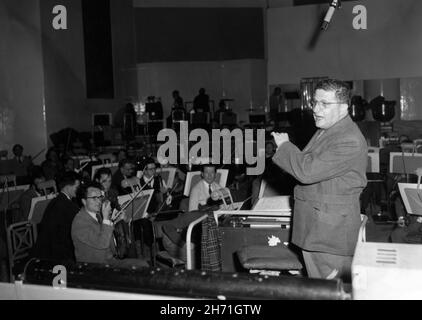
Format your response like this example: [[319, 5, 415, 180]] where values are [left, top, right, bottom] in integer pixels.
[[71, 182, 148, 268], [16, 167, 45, 223], [32, 171, 81, 263], [140, 158, 171, 213], [188, 164, 221, 211], [94, 167, 119, 210]]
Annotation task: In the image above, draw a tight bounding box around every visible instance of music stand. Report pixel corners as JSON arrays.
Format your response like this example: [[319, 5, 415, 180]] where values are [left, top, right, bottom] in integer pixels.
[[398, 183, 422, 216], [28, 194, 57, 224], [156, 167, 176, 189], [117, 189, 154, 221], [183, 171, 201, 197], [216, 169, 228, 188], [389, 152, 422, 174]]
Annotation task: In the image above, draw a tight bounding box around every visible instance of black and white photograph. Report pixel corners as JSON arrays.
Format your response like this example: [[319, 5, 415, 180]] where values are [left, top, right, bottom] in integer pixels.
[[0, 0, 421, 304]]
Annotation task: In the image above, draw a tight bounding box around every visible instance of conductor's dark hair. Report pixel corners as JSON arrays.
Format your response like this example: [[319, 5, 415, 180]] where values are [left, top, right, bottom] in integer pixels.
[[314, 79, 351, 104]]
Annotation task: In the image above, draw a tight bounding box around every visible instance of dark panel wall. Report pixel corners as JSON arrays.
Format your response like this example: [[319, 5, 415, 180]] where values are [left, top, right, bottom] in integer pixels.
[[82, 0, 114, 98], [135, 8, 264, 63], [0, 0, 47, 158]]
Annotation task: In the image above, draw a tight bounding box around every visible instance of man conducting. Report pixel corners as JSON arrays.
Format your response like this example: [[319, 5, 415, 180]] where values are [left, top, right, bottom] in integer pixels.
[[271, 79, 367, 280]]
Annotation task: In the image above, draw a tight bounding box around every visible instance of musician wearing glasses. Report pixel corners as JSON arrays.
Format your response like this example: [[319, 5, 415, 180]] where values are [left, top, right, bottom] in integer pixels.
[[71, 182, 148, 268], [271, 79, 367, 280]]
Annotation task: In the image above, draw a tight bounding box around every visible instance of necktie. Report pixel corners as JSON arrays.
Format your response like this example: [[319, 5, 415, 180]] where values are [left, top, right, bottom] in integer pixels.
[[208, 184, 212, 196], [96, 213, 103, 225]]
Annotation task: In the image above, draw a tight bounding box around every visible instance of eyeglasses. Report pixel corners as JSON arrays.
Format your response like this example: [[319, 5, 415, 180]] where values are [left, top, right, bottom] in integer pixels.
[[310, 100, 342, 110], [86, 195, 104, 201]]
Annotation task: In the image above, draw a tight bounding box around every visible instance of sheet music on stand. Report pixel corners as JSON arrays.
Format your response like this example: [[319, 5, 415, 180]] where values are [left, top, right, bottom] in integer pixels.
[[252, 196, 291, 216], [399, 183, 422, 216]]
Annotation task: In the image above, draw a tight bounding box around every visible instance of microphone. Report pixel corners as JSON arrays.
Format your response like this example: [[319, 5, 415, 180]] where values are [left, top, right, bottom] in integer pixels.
[[321, 0, 340, 30]]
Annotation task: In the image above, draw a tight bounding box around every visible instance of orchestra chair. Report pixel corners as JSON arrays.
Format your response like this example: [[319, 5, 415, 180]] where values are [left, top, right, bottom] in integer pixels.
[[0, 174, 17, 188], [38, 179, 57, 196], [156, 167, 176, 189], [28, 194, 57, 225], [97, 153, 115, 164], [91, 162, 119, 180], [6, 221, 37, 282]]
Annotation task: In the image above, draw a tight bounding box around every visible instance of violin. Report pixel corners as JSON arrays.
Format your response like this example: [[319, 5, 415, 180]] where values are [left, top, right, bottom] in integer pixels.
[[111, 176, 154, 259]]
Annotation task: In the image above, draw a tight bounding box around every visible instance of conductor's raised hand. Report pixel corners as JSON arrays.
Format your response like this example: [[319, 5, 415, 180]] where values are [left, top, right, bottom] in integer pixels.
[[271, 132, 289, 149]]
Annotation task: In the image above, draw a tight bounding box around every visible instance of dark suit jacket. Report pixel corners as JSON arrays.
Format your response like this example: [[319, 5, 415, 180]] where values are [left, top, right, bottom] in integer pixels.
[[32, 192, 80, 262], [272, 116, 367, 255], [71, 208, 116, 264], [112, 170, 132, 195], [140, 176, 163, 213]]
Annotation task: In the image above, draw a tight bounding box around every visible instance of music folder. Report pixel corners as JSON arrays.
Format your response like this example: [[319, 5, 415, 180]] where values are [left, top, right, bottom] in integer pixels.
[[398, 183, 422, 216], [252, 196, 292, 215]]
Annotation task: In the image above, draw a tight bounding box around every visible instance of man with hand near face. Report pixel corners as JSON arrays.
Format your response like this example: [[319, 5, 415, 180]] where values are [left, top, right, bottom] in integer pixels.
[[71, 182, 148, 268], [271, 79, 367, 280]]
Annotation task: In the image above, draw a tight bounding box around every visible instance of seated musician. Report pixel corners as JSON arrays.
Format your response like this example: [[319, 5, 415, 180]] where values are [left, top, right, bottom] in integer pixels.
[[188, 164, 221, 211], [111, 158, 136, 195], [94, 167, 119, 209], [16, 166, 45, 223], [140, 157, 172, 213], [32, 171, 81, 263], [71, 182, 148, 268], [155, 164, 222, 263]]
